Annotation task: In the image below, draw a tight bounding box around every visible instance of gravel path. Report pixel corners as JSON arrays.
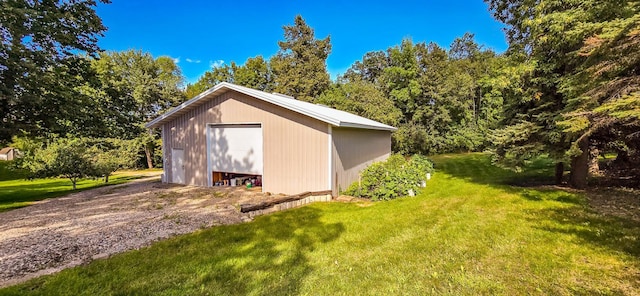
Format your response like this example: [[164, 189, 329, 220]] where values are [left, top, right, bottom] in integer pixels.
[[0, 177, 273, 287]]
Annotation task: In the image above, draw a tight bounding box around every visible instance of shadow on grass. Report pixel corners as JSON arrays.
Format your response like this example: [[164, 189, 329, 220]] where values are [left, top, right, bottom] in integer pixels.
[[527, 201, 640, 294], [534, 205, 640, 257], [0, 161, 29, 181], [431, 153, 555, 187], [518, 188, 584, 205], [6, 207, 344, 295], [434, 153, 640, 274], [197, 207, 345, 295]]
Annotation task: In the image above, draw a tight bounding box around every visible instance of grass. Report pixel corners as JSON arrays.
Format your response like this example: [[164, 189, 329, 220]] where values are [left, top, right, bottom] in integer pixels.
[[1, 153, 639, 295], [0, 161, 161, 212]]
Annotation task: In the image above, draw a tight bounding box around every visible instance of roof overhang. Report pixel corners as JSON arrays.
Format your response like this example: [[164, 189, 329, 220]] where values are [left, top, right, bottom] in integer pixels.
[[146, 82, 397, 132]]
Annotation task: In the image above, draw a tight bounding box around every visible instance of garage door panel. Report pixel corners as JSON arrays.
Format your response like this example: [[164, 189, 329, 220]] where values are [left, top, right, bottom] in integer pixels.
[[210, 124, 263, 175]]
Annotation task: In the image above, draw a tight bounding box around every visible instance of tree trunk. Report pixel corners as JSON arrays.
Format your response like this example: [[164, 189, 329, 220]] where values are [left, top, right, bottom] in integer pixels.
[[72, 179, 77, 190], [555, 162, 564, 185], [569, 137, 589, 189], [105, 174, 109, 183], [613, 149, 629, 167], [144, 145, 153, 169], [589, 145, 601, 176]]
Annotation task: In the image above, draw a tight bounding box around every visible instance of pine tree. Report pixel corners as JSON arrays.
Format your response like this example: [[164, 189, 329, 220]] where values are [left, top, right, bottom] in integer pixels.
[[270, 15, 332, 102], [486, 0, 640, 188]]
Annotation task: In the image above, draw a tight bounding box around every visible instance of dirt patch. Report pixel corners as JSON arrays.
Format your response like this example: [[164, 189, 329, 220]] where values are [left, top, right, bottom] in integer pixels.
[[0, 177, 276, 287], [585, 187, 640, 222]]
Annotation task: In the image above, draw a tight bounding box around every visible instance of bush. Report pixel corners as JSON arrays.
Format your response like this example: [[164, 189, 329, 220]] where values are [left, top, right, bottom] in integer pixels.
[[15, 136, 138, 189], [344, 154, 434, 201]]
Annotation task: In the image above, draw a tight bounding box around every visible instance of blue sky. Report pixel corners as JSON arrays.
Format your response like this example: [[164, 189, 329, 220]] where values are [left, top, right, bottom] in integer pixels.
[[96, 0, 507, 84]]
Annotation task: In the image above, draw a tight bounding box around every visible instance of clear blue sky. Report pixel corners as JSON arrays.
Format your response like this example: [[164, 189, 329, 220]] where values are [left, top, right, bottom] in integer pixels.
[[95, 0, 507, 84]]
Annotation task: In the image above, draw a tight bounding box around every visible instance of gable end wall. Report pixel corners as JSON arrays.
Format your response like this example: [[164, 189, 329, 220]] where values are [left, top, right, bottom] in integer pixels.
[[161, 90, 329, 195]]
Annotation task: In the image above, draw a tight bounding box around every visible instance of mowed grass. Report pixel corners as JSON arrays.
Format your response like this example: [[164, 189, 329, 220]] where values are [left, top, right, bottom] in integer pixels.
[[0, 161, 161, 212], [2, 153, 639, 295]]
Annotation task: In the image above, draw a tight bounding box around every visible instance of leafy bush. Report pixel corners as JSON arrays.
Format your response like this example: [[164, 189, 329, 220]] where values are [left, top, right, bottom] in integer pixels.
[[344, 154, 434, 201], [15, 136, 138, 189]]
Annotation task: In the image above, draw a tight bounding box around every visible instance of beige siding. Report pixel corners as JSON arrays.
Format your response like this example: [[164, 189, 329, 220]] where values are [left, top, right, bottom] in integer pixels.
[[332, 128, 391, 195], [162, 90, 329, 195]]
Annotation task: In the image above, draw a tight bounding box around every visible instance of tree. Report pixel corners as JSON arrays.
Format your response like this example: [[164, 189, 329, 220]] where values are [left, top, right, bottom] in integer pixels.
[[186, 56, 274, 99], [89, 138, 137, 183], [270, 15, 332, 102], [234, 56, 273, 91], [486, 0, 640, 188], [23, 137, 96, 190], [0, 0, 109, 144], [81, 50, 185, 168], [316, 79, 402, 127], [343, 51, 388, 84], [185, 63, 235, 98], [381, 38, 422, 124], [342, 36, 503, 155]]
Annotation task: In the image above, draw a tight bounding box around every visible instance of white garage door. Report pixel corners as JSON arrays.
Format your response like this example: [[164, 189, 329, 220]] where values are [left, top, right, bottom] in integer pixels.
[[209, 124, 263, 175]]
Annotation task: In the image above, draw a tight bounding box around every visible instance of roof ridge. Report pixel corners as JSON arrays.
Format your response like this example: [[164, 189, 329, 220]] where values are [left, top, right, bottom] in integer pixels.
[[145, 82, 396, 132]]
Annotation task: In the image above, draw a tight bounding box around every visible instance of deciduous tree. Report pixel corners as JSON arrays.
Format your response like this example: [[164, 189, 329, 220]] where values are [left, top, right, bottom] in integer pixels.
[[0, 0, 109, 143]]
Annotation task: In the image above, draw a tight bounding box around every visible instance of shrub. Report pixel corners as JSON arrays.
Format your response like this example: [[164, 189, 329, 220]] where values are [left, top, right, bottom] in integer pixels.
[[344, 154, 434, 201], [22, 137, 96, 190], [16, 136, 138, 188]]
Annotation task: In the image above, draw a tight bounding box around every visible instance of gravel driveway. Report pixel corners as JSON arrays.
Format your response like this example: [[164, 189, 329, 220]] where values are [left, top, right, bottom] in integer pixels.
[[0, 177, 273, 287]]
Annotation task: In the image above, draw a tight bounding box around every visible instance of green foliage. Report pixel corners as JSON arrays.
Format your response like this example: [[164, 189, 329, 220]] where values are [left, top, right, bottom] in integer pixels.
[[0, 0, 108, 144], [343, 36, 504, 155], [82, 50, 185, 139], [270, 15, 332, 102], [185, 64, 235, 98], [17, 136, 138, 189], [316, 79, 402, 126], [409, 154, 435, 176], [345, 154, 434, 200], [22, 137, 97, 190], [234, 56, 273, 91], [0, 161, 28, 182], [87, 138, 138, 182], [76, 50, 184, 168], [486, 0, 640, 187], [185, 56, 273, 98]]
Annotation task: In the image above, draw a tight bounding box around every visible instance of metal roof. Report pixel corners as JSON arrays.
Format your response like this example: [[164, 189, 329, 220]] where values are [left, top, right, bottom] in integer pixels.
[[0, 147, 15, 154], [145, 82, 397, 131]]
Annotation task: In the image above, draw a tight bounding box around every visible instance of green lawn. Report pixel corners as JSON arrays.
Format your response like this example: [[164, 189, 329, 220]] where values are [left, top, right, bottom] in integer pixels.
[[2, 153, 639, 295], [0, 161, 161, 212]]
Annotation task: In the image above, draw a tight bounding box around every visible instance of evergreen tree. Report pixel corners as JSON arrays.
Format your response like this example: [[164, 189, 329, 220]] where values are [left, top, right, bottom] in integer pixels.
[[270, 15, 332, 102], [487, 0, 640, 188]]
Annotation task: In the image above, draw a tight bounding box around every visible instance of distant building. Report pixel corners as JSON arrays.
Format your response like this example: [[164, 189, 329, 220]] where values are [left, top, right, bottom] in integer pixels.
[[0, 147, 19, 161]]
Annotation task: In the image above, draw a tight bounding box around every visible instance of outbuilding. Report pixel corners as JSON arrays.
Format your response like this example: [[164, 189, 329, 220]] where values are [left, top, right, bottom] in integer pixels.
[[0, 147, 19, 161], [146, 82, 396, 196]]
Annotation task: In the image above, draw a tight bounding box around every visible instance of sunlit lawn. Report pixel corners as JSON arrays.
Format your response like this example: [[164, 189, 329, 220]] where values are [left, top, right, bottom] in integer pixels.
[[1, 153, 638, 295], [0, 161, 161, 212]]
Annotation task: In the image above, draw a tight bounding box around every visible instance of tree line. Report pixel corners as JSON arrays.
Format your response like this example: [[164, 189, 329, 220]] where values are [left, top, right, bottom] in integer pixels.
[[1, 1, 638, 189]]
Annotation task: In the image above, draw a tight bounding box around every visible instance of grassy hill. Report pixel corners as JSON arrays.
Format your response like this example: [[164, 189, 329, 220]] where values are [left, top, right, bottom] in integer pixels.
[[2, 153, 638, 295]]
